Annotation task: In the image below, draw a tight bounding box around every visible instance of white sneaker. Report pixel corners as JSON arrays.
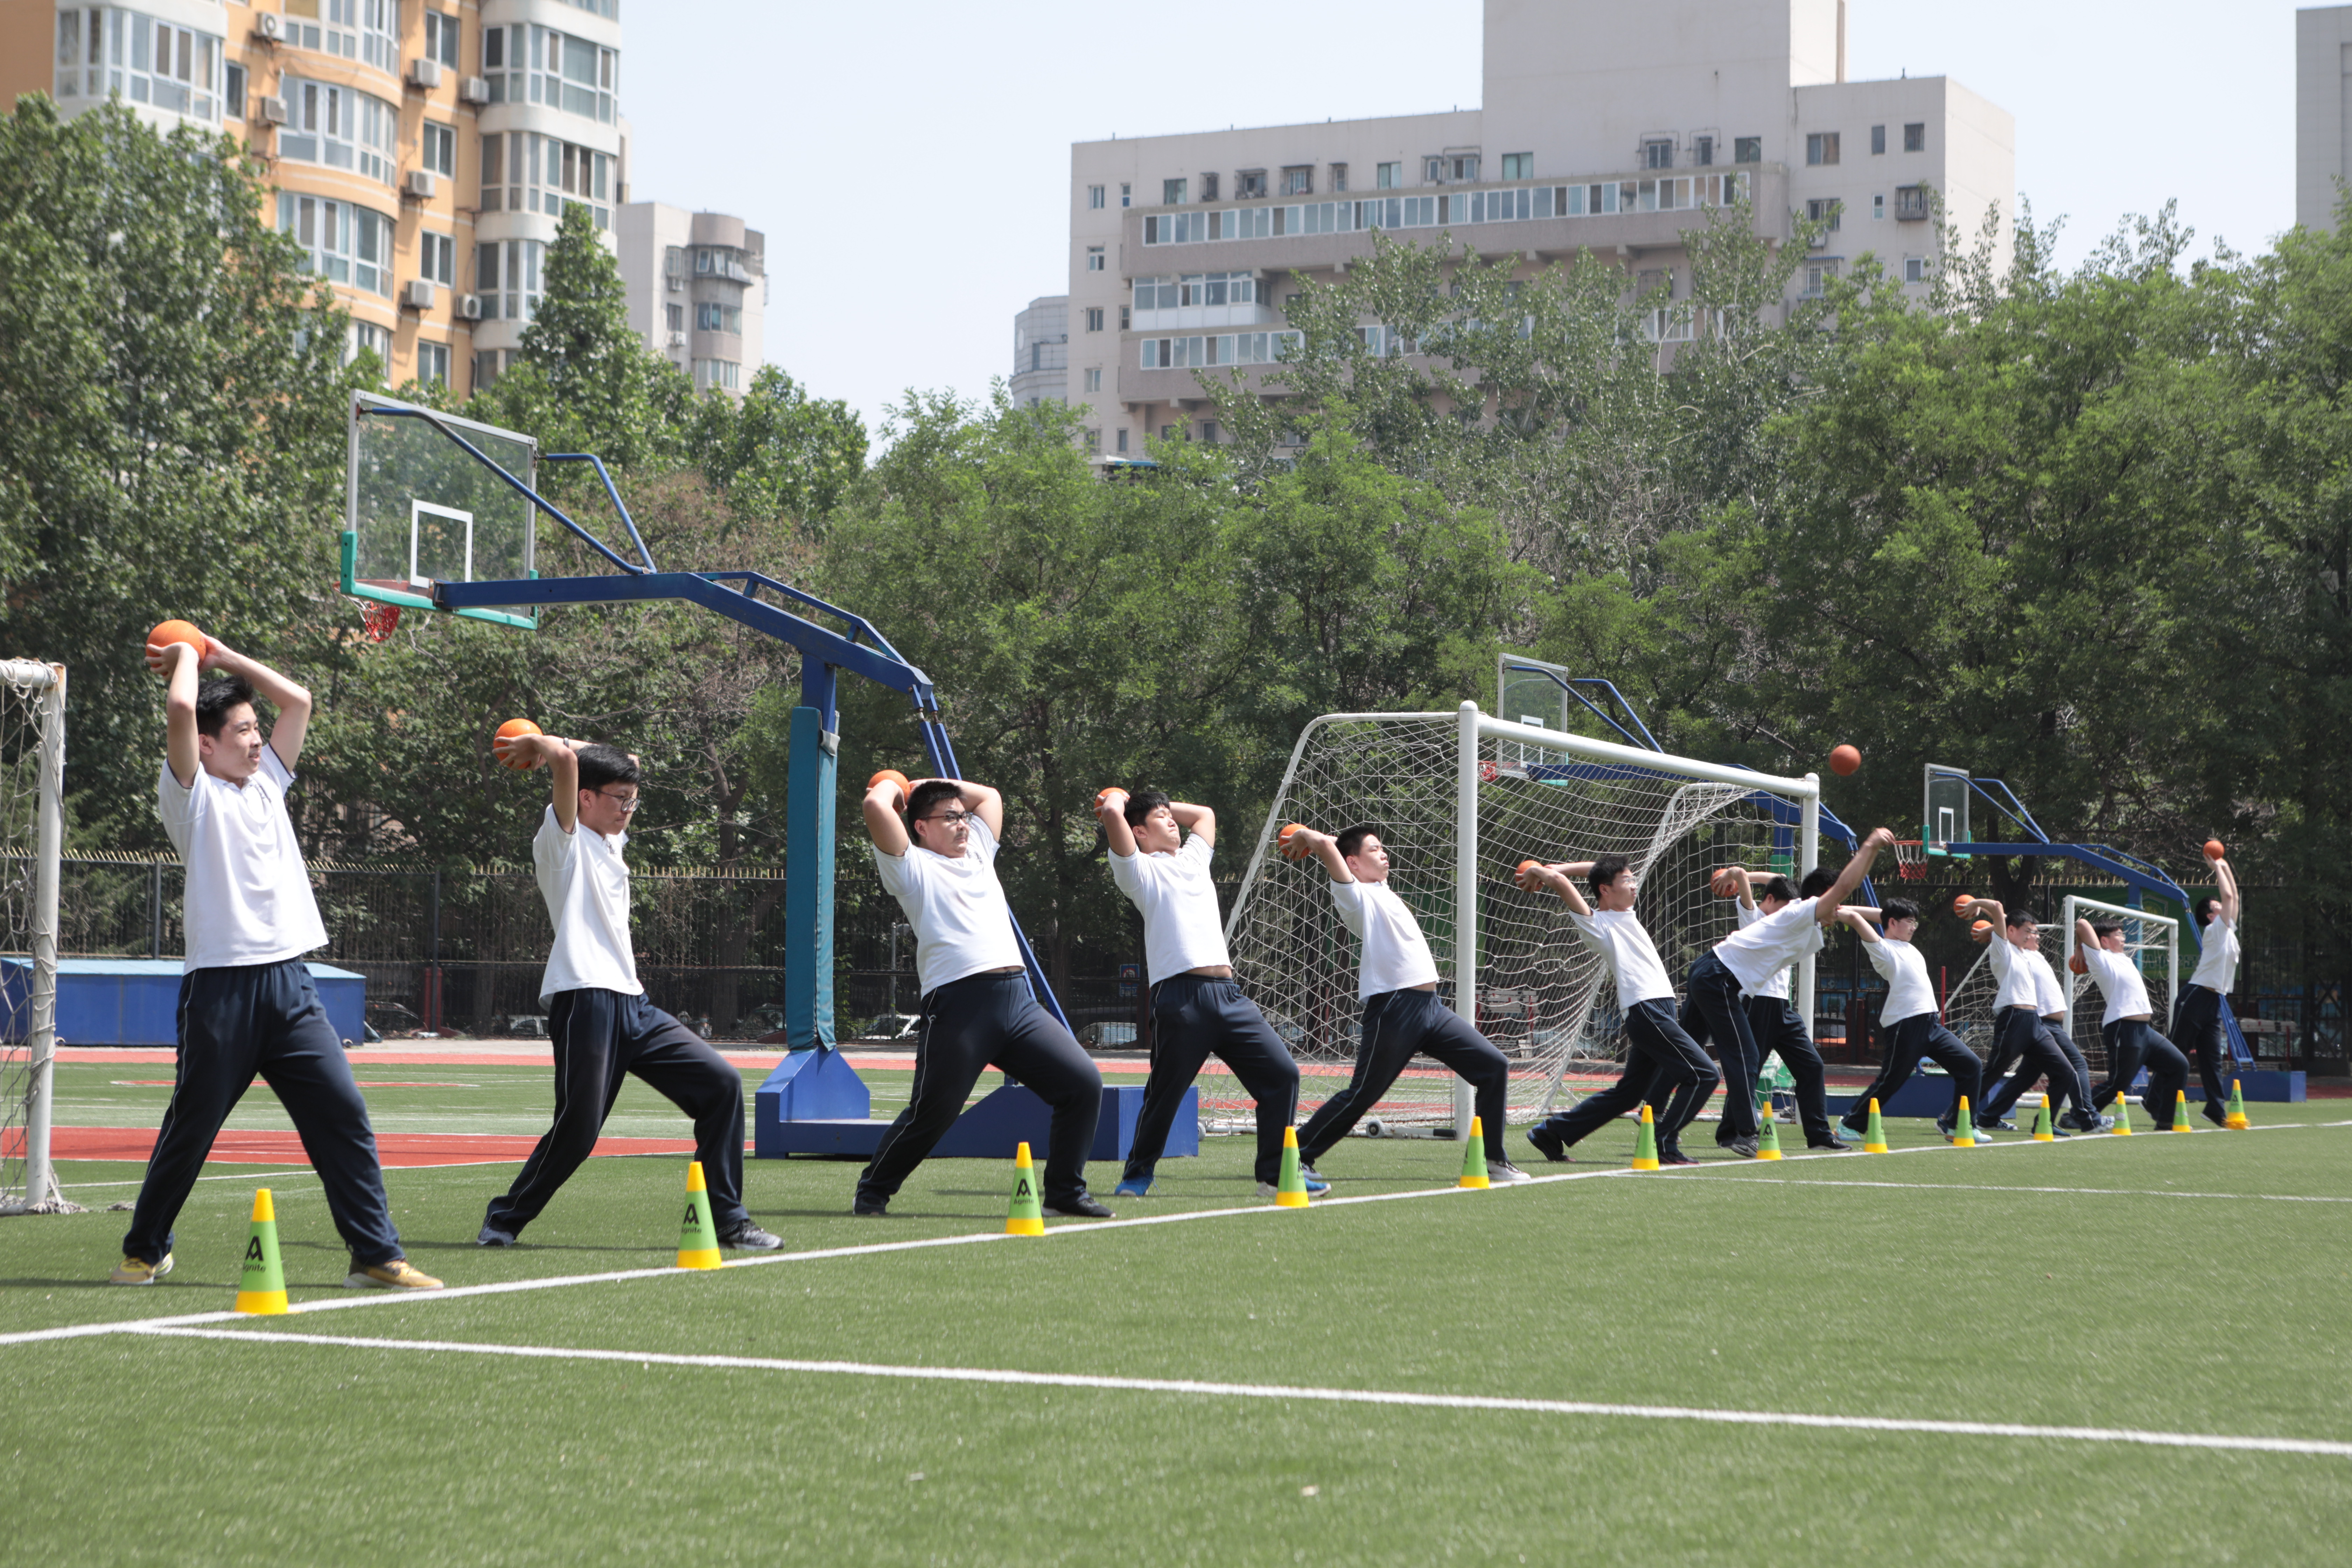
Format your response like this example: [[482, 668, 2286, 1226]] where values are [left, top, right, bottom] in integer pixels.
[[1487, 1160, 1535, 1184]]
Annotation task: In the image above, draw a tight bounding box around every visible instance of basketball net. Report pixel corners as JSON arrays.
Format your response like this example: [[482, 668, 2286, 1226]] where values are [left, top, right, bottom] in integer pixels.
[[1893, 839, 1926, 881], [357, 601, 402, 643]]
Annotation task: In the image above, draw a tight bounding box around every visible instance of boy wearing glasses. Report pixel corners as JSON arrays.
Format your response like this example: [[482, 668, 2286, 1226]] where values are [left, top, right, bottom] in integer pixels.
[[477, 736, 779, 1250]]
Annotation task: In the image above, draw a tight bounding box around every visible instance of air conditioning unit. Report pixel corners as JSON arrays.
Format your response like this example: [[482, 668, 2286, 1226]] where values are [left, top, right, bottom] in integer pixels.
[[253, 94, 286, 126], [404, 168, 436, 200], [665, 331, 686, 349], [457, 294, 483, 321], [664, 275, 682, 292], [404, 279, 436, 310], [458, 76, 490, 105], [407, 57, 443, 91], [254, 12, 282, 42]]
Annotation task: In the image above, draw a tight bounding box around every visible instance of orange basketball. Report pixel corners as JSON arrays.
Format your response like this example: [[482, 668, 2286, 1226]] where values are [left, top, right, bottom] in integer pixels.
[[2068, 952, 2088, 976], [1969, 919, 1993, 945], [1710, 867, 1739, 898], [1518, 858, 1541, 876], [1096, 786, 1129, 810], [1277, 822, 1309, 861], [493, 718, 542, 770], [868, 769, 911, 798], [1829, 744, 1861, 777], [1952, 894, 1973, 917], [2203, 839, 2226, 861], [147, 619, 206, 666]]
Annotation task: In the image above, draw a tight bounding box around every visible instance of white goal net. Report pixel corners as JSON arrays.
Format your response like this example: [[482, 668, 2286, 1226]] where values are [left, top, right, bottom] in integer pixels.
[[2, 660, 73, 1214], [1210, 705, 1821, 1133]]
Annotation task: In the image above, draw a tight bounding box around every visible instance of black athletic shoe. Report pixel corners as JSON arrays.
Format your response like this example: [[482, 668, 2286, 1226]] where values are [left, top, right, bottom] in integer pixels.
[[720, 1222, 784, 1251], [1809, 1136, 1857, 1152], [1657, 1150, 1700, 1167], [1526, 1124, 1570, 1163], [476, 1224, 516, 1247], [2202, 1099, 2230, 1127], [1044, 1194, 1114, 1219], [851, 1195, 890, 1217], [1727, 1136, 1762, 1158]]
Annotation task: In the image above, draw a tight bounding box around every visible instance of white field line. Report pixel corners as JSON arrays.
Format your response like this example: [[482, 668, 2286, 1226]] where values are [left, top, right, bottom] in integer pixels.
[[124, 1323, 2352, 1461], [6, 1116, 2346, 1352], [1707, 1178, 2352, 1204]]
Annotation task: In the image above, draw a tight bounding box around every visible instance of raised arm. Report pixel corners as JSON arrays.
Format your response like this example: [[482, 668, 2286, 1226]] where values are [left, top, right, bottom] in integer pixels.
[[2211, 855, 2240, 924], [1518, 859, 1594, 918], [1281, 824, 1353, 883], [1811, 828, 1897, 924], [1170, 800, 1215, 848], [1732, 865, 1759, 911], [2074, 916, 2099, 955], [1838, 907, 1883, 944], [863, 775, 912, 856], [953, 779, 1004, 840], [1096, 788, 1138, 857], [1960, 895, 2006, 926], [155, 639, 202, 788]]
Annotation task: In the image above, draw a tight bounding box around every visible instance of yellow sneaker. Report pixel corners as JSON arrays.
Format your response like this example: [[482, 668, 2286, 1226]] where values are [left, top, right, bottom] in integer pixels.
[[343, 1258, 444, 1290], [108, 1253, 174, 1286]]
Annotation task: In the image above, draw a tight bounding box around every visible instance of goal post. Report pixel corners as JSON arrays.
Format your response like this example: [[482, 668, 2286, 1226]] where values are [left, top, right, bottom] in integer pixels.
[[1, 660, 72, 1216], [1214, 703, 1820, 1134], [2060, 895, 2179, 1079]]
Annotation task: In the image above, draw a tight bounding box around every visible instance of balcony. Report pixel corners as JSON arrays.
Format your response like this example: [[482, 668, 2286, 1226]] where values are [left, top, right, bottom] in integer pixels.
[[1893, 185, 1931, 222], [1128, 301, 1283, 332]]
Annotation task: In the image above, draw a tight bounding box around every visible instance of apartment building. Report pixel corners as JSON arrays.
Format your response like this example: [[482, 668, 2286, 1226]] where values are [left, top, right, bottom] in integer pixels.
[[1010, 295, 1067, 407], [614, 201, 765, 397], [2, 0, 626, 398], [2299, 5, 2352, 231], [1061, 0, 2012, 456]]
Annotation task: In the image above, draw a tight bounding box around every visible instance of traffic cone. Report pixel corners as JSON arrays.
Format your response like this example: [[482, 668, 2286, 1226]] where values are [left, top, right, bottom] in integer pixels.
[[234, 1188, 287, 1315], [1862, 1098, 1889, 1154], [1458, 1116, 1492, 1189], [2172, 1090, 2194, 1134], [1631, 1104, 1660, 1171], [2030, 1102, 2054, 1142], [2110, 1091, 2133, 1135], [1755, 1093, 1783, 1160], [677, 1160, 723, 1267], [1275, 1126, 1311, 1208], [1006, 1142, 1047, 1234], [1951, 1097, 1977, 1147], [2225, 1080, 2251, 1130]]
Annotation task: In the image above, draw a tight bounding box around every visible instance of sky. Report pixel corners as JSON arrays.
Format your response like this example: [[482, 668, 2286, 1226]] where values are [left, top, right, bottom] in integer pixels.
[[618, 0, 2313, 443]]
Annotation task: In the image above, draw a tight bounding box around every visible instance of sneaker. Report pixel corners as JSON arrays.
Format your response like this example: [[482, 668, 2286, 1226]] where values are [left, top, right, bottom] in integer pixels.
[[1043, 1194, 1114, 1219], [1298, 1163, 1328, 1185], [1657, 1150, 1700, 1167], [108, 1253, 173, 1286], [1255, 1172, 1331, 1198], [1113, 1176, 1153, 1198], [1839, 1119, 1869, 1139], [1487, 1160, 1535, 1184], [476, 1225, 516, 1247], [1808, 1136, 1857, 1152], [1988, 1117, 2019, 1132], [851, 1195, 890, 1217], [1526, 1124, 1570, 1163], [345, 1258, 444, 1290], [1727, 1136, 1762, 1158], [2202, 1099, 2230, 1127], [720, 1222, 784, 1251]]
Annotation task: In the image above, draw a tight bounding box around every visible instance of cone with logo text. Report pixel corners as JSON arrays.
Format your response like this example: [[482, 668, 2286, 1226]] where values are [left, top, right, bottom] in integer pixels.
[[1862, 1098, 1889, 1153], [676, 1160, 723, 1267], [234, 1188, 288, 1315], [1274, 1125, 1311, 1208], [1006, 1142, 1046, 1233], [1950, 1097, 1977, 1147], [1754, 1092, 1783, 1160], [1458, 1116, 1492, 1188], [1631, 1104, 1660, 1171], [2225, 1079, 2251, 1130], [2172, 1090, 2194, 1134], [2030, 1101, 2055, 1142], [2108, 1091, 2133, 1134]]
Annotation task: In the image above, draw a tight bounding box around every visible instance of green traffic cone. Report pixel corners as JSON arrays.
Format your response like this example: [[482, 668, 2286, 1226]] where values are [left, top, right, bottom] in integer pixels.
[[1275, 1126, 1310, 1207], [1458, 1116, 1492, 1188], [1755, 1092, 1783, 1160], [2225, 1079, 2250, 1130], [2172, 1090, 2194, 1133], [2031, 1101, 2054, 1142], [1631, 1104, 1660, 1170], [235, 1188, 287, 1315], [1006, 1142, 1046, 1233], [1862, 1098, 1889, 1153], [677, 1160, 723, 1267], [1951, 1096, 1977, 1147]]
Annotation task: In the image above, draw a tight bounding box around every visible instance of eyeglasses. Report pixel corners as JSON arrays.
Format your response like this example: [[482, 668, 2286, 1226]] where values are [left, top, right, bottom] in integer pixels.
[[921, 810, 973, 828], [596, 791, 642, 813]]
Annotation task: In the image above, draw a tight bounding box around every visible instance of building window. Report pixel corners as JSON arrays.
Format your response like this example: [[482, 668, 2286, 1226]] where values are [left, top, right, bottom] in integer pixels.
[[1120, 183, 1130, 207], [1083, 368, 1102, 393], [1282, 166, 1312, 196], [1871, 193, 1885, 220], [1805, 198, 1842, 232], [1893, 185, 1931, 221], [351, 321, 389, 369], [1084, 307, 1104, 332], [474, 237, 544, 320], [424, 9, 461, 69], [1119, 305, 1129, 330], [422, 121, 455, 178], [482, 23, 616, 123], [417, 341, 451, 386], [1904, 122, 1926, 153], [1801, 260, 1839, 298], [695, 302, 743, 334], [1642, 139, 1673, 170], [1904, 257, 1926, 284], [1498, 152, 1532, 181], [278, 193, 395, 296], [420, 230, 455, 286], [279, 77, 399, 184], [1691, 135, 1714, 167], [1806, 132, 1840, 166], [479, 131, 611, 226], [1199, 172, 1219, 201], [1199, 420, 1218, 444], [1330, 163, 1348, 192], [1088, 184, 1105, 209], [1236, 169, 1267, 198], [1163, 177, 1188, 205], [1115, 428, 1128, 454], [1870, 124, 1886, 156], [1735, 136, 1761, 164], [224, 60, 244, 118], [694, 359, 741, 392], [1086, 245, 1105, 272], [1426, 154, 1479, 183], [57, 10, 226, 121], [1083, 428, 1100, 451], [664, 303, 683, 332], [1162, 425, 1176, 440], [1377, 161, 1401, 189]]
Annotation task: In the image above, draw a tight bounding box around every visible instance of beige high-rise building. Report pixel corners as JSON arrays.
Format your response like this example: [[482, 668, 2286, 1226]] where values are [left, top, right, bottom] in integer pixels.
[[615, 201, 766, 397], [2, 0, 628, 398], [1010, 295, 1067, 408], [2298, 4, 2352, 232], [1061, 0, 2012, 456]]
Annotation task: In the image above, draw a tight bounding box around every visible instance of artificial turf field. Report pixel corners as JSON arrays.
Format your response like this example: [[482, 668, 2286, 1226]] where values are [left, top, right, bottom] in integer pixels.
[[6, 1059, 2352, 1566]]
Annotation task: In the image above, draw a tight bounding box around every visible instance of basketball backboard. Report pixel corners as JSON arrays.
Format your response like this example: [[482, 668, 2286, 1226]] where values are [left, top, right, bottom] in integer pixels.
[[1497, 656, 1574, 769], [1924, 764, 1970, 853], [344, 391, 538, 630]]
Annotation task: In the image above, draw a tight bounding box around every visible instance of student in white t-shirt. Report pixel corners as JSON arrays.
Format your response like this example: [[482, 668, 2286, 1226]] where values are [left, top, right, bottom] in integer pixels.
[[115, 636, 438, 1290], [1713, 866, 1848, 1151], [1098, 789, 1304, 1199], [2174, 854, 2242, 1126], [855, 773, 1107, 1218], [1835, 900, 1982, 1139], [2074, 916, 2192, 1128], [1282, 823, 1528, 1183], [1519, 854, 1718, 1165], [479, 736, 779, 1252], [1961, 899, 2107, 1134]]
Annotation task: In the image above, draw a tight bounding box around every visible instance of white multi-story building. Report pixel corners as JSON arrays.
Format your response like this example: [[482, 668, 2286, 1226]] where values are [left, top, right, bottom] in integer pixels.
[[615, 201, 765, 396], [1061, 0, 2012, 456], [1010, 295, 1067, 407], [2298, 5, 2352, 231]]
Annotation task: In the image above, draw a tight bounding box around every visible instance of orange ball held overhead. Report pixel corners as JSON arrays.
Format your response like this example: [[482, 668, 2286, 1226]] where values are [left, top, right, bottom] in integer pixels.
[[1278, 822, 1309, 860], [2204, 839, 2227, 861], [868, 769, 911, 798], [1096, 786, 1129, 810], [1952, 894, 1974, 917], [1829, 744, 1862, 777], [492, 718, 542, 770], [147, 620, 206, 665], [1710, 867, 1740, 898], [1970, 919, 1993, 945]]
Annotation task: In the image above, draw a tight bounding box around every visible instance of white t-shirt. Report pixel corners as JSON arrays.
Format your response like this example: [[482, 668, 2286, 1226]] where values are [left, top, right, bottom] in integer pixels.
[[1984, 935, 2040, 1013], [1862, 934, 1937, 1026], [2078, 943, 2153, 1023], [534, 807, 643, 1003], [156, 750, 327, 973], [1567, 908, 1677, 1007], [2027, 950, 2067, 1017], [1735, 900, 1791, 1001], [1329, 878, 1440, 1000], [2189, 913, 2240, 994], [873, 816, 1023, 995], [1715, 897, 1824, 994], [1108, 833, 1230, 982]]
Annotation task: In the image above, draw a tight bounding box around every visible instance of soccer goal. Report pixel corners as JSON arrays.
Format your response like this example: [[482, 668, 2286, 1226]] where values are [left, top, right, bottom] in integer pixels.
[[1941, 899, 2179, 1086], [1, 660, 74, 1215], [1210, 703, 1821, 1134]]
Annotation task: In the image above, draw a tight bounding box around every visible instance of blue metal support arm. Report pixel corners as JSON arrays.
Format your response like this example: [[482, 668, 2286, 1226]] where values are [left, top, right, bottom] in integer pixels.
[[541, 453, 657, 573]]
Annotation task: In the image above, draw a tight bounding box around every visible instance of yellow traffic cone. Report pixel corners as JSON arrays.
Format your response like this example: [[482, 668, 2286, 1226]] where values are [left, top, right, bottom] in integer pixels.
[[1755, 1093, 1783, 1160], [677, 1160, 723, 1267], [2225, 1080, 2251, 1130], [2030, 1102, 2054, 1142], [1274, 1126, 1311, 1208], [1862, 1098, 1889, 1154], [1458, 1116, 1492, 1189], [2172, 1090, 2194, 1134], [1951, 1097, 1977, 1147], [234, 1188, 288, 1315], [2110, 1091, 2133, 1135], [1631, 1104, 1660, 1171], [1006, 1142, 1047, 1234]]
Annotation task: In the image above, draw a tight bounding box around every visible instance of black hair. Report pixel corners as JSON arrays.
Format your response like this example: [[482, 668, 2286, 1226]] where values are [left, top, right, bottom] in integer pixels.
[[1797, 866, 1836, 899], [2193, 896, 2220, 929], [1122, 788, 1171, 829], [576, 744, 639, 792], [1588, 854, 1631, 900], [2005, 907, 2039, 931], [905, 780, 965, 844], [1335, 823, 1381, 860], [1882, 897, 1919, 924], [2091, 920, 2124, 941], [194, 674, 256, 739], [1758, 875, 1798, 904]]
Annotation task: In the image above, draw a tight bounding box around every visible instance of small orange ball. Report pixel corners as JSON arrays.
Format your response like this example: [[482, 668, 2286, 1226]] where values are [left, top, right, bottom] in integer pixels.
[[2203, 839, 2226, 861], [1710, 867, 1739, 898], [493, 718, 542, 770], [1969, 919, 1993, 945], [1277, 822, 1309, 861], [1952, 894, 1973, 917], [1096, 786, 1130, 809], [1829, 744, 1862, 777], [868, 769, 911, 798], [147, 619, 206, 666], [2068, 952, 2089, 975]]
